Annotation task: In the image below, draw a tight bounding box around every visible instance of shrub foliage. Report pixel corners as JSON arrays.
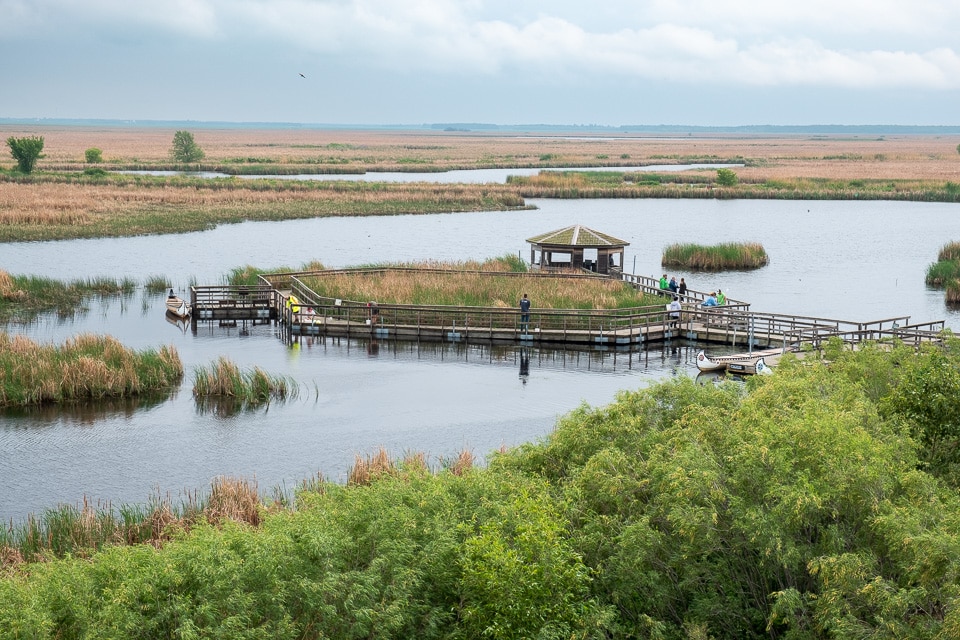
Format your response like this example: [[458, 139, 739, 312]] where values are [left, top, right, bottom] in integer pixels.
[[3, 338, 960, 638], [6, 135, 45, 173]]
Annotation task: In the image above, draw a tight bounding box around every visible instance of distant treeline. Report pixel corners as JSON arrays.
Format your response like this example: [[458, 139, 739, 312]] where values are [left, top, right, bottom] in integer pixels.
[[3, 118, 959, 134]]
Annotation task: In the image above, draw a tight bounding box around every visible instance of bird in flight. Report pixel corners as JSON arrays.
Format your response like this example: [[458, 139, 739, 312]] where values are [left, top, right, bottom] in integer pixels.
[[299, 73, 306, 78]]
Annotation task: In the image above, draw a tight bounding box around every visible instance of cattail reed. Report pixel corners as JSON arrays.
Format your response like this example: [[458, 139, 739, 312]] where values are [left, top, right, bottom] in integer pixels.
[[662, 242, 769, 271]]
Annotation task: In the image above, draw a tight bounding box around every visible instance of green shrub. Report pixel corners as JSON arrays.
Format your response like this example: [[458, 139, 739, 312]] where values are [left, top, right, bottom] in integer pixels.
[[6, 135, 45, 173], [84, 148, 103, 163], [716, 167, 738, 186]]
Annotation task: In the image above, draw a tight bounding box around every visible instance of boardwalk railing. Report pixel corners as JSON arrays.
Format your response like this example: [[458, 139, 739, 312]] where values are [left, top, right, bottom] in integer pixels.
[[195, 267, 948, 350], [620, 273, 749, 309], [190, 285, 277, 321]]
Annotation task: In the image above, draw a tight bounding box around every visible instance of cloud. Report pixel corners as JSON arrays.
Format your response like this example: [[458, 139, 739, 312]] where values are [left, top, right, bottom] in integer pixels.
[[2, 0, 960, 100]]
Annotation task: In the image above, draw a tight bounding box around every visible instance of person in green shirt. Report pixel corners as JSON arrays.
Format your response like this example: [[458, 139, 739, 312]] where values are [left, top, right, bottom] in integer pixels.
[[717, 289, 726, 305]]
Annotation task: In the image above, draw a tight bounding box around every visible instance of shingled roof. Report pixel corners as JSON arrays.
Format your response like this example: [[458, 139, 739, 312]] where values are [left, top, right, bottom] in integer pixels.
[[526, 225, 630, 247]]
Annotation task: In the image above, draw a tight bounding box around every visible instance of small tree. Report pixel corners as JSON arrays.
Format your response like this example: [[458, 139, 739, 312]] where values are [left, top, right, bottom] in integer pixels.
[[85, 147, 103, 163], [6, 135, 45, 173], [716, 168, 738, 186], [170, 130, 205, 164]]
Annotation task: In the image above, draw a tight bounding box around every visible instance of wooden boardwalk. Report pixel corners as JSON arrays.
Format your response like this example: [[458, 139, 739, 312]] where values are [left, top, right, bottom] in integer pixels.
[[187, 269, 946, 352]]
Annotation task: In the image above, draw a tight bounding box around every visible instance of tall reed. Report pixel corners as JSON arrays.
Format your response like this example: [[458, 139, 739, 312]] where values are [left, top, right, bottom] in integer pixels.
[[0, 270, 137, 321], [300, 269, 660, 309], [925, 260, 960, 287], [662, 242, 769, 271], [938, 241, 960, 262], [0, 332, 182, 407], [946, 279, 960, 305], [192, 356, 296, 406], [0, 478, 264, 566]]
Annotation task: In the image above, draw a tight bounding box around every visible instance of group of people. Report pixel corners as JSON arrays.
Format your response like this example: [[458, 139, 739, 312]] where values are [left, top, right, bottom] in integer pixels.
[[659, 274, 727, 307], [659, 274, 687, 298], [701, 289, 727, 307]]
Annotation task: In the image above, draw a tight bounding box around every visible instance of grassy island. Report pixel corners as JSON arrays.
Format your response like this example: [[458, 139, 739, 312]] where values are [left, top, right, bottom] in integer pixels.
[[662, 241, 769, 271], [0, 332, 183, 407]]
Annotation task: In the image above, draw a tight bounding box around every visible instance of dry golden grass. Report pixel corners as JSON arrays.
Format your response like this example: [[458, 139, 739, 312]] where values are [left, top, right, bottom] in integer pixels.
[[447, 450, 475, 476], [3, 124, 959, 180], [205, 476, 262, 527], [0, 180, 522, 233], [302, 269, 656, 309], [348, 447, 397, 486]]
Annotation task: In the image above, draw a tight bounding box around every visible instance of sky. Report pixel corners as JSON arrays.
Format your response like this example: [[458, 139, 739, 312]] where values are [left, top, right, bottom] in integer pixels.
[[2, 0, 959, 126]]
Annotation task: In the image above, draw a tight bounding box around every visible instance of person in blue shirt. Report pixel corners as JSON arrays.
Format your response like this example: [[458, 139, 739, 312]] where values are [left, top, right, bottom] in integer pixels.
[[702, 292, 718, 306]]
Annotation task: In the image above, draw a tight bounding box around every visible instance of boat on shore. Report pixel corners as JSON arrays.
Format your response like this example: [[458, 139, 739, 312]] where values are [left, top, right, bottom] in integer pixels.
[[165, 294, 191, 319], [696, 347, 787, 375]]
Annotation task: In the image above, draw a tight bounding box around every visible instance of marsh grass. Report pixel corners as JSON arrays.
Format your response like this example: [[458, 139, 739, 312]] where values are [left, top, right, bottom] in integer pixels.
[[0, 477, 264, 566], [5, 133, 960, 243], [662, 242, 769, 271], [0, 446, 473, 567], [947, 280, 960, 305], [0, 177, 529, 241], [143, 274, 171, 294], [192, 356, 296, 407], [300, 266, 660, 309], [0, 270, 137, 321], [227, 260, 327, 286], [938, 241, 960, 262], [926, 260, 960, 286], [0, 332, 183, 407]]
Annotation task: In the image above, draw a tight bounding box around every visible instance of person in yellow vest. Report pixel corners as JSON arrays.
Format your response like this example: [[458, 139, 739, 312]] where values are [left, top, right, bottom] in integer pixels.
[[286, 294, 300, 320]]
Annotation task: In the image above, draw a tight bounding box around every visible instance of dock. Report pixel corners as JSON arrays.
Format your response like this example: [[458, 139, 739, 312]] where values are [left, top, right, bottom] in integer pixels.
[[187, 268, 946, 352]]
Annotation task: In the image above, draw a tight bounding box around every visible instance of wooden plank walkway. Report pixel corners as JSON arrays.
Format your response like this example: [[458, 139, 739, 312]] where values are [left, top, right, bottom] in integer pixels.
[[187, 271, 946, 351]]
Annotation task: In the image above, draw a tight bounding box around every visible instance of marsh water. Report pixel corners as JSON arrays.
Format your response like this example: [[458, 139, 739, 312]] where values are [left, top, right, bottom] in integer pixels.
[[3, 193, 960, 523]]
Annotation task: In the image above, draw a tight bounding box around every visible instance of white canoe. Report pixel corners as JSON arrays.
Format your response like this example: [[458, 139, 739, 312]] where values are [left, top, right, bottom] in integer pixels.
[[696, 347, 787, 374], [165, 296, 191, 319]]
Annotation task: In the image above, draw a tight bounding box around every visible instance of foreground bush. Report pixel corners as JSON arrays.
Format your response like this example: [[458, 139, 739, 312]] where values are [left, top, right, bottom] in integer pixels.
[[2, 339, 960, 638]]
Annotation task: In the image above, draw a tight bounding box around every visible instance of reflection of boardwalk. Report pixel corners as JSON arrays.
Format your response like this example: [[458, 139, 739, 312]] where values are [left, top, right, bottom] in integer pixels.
[[290, 334, 703, 375]]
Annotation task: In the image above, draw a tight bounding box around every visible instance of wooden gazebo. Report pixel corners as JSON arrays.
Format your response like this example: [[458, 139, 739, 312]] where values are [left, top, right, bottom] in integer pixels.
[[526, 225, 629, 274]]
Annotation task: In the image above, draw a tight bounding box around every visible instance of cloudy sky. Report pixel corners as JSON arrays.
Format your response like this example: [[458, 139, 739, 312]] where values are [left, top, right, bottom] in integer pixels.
[[2, 0, 959, 126]]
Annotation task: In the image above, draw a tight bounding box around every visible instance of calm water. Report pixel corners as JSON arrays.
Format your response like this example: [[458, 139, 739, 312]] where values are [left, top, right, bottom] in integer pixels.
[[119, 163, 738, 184], [2, 196, 959, 523]]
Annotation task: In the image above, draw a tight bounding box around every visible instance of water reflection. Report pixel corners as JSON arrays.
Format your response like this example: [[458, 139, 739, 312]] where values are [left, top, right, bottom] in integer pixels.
[[1, 393, 173, 427], [0, 311, 701, 523]]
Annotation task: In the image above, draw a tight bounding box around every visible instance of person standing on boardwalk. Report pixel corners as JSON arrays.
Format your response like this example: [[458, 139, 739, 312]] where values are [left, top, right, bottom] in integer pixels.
[[659, 274, 669, 290], [717, 289, 726, 305], [669, 276, 678, 293], [678, 278, 687, 299], [519, 293, 531, 332], [668, 295, 682, 328]]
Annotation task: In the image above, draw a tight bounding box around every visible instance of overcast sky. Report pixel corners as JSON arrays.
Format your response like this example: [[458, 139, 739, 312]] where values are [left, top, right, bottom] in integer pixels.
[[2, 0, 959, 126]]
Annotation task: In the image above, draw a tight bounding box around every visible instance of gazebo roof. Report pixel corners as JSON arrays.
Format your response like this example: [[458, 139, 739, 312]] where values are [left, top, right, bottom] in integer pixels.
[[526, 225, 630, 248]]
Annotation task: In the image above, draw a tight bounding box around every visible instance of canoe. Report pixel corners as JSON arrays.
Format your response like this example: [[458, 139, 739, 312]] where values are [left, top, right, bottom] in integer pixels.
[[165, 295, 191, 319], [695, 347, 787, 374]]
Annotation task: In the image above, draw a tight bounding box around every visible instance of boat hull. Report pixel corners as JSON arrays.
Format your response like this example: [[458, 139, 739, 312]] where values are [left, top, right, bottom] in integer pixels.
[[165, 296, 191, 319], [696, 348, 787, 374]]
